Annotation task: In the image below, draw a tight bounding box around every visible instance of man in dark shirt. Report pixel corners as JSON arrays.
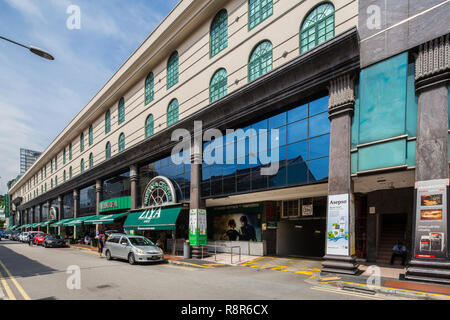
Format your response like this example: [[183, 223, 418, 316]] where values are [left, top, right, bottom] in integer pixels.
[[225, 219, 239, 241], [390, 241, 407, 265], [239, 215, 257, 241]]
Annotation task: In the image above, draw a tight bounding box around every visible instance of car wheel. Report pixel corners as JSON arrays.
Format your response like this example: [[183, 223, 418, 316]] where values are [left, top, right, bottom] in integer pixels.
[[128, 253, 136, 265], [106, 250, 112, 261]]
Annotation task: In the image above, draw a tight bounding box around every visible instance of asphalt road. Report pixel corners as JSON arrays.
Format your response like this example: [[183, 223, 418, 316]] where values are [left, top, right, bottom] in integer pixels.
[[0, 239, 373, 300]]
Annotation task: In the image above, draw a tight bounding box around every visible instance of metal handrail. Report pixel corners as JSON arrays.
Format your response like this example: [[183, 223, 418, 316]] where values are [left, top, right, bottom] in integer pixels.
[[204, 244, 242, 263]]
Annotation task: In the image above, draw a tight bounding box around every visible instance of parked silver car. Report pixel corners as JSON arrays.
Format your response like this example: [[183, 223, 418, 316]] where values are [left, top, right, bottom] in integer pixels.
[[104, 234, 164, 265]]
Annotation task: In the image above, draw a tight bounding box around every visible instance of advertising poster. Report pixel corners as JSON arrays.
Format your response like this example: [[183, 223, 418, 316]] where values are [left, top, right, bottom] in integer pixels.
[[302, 204, 313, 216], [189, 209, 198, 246], [212, 213, 261, 242], [414, 179, 448, 259], [326, 194, 349, 256], [198, 209, 207, 246]]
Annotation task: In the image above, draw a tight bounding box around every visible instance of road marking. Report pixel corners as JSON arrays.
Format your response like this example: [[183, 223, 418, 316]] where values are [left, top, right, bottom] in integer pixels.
[[310, 286, 386, 300], [0, 260, 31, 300], [0, 268, 16, 300]]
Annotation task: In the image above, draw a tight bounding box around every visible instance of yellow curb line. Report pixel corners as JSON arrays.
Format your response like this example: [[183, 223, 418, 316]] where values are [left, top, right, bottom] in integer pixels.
[[325, 280, 450, 299], [0, 269, 15, 300], [179, 262, 215, 269], [0, 260, 30, 300]]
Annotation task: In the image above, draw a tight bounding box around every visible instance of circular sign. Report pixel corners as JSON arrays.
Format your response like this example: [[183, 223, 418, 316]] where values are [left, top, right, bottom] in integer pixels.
[[142, 176, 177, 207]]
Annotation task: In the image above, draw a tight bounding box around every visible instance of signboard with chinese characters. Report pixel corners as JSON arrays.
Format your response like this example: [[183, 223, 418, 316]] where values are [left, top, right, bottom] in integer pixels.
[[326, 194, 350, 256], [414, 179, 448, 259]]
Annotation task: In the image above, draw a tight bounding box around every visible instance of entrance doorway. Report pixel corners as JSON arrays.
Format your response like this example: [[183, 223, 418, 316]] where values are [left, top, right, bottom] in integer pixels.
[[377, 213, 407, 264]]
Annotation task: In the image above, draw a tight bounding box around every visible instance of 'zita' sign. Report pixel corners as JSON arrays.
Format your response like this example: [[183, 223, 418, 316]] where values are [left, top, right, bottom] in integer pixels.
[[142, 176, 177, 207]]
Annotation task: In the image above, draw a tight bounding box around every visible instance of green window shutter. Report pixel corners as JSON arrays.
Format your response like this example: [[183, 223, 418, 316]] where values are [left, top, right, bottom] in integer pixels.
[[63, 148, 66, 165], [248, 40, 273, 82], [45, 183, 47, 192], [80, 159, 84, 174], [106, 142, 111, 159], [300, 3, 335, 54], [44, 165, 47, 178], [64, 170, 66, 182], [80, 133, 84, 152], [167, 99, 179, 126], [51, 159, 53, 174], [248, 0, 273, 30], [145, 114, 154, 138], [210, 68, 228, 103], [118, 133, 125, 152], [51, 178, 53, 189], [118, 98, 125, 125], [89, 125, 93, 146], [145, 73, 154, 105], [55, 155, 57, 171], [105, 110, 111, 134], [167, 52, 179, 89], [55, 176, 58, 187], [69, 143, 72, 160], [89, 153, 93, 168], [69, 167, 72, 179], [210, 9, 228, 57]]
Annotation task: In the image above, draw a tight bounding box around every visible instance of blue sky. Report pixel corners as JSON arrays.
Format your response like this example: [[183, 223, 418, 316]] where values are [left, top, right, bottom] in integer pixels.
[[0, 0, 179, 194]]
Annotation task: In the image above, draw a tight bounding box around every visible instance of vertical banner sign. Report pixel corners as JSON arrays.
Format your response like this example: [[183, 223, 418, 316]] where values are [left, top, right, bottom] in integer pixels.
[[189, 209, 198, 246], [350, 194, 356, 256], [326, 194, 350, 255], [198, 209, 207, 246], [414, 179, 448, 259], [4, 194, 9, 218]]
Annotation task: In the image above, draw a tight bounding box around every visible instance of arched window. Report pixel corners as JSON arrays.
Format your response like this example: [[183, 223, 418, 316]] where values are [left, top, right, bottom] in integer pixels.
[[167, 99, 179, 126], [89, 125, 93, 146], [118, 98, 125, 125], [55, 155, 57, 170], [145, 72, 154, 105], [300, 3, 335, 54], [248, 0, 273, 30], [51, 178, 53, 189], [118, 133, 125, 152], [210, 9, 228, 57], [145, 114, 154, 138], [167, 51, 179, 89], [89, 153, 94, 168], [105, 142, 111, 159], [69, 142, 72, 160], [210, 68, 228, 103], [105, 110, 111, 134], [55, 176, 58, 187], [80, 159, 85, 174], [80, 132, 84, 152], [69, 167, 72, 179], [63, 170, 66, 182], [248, 40, 273, 82]]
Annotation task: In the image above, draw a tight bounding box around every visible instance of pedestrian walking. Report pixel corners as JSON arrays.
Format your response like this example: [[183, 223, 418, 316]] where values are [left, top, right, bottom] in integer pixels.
[[28, 233, 34, 246], [97, 234, 104, 258]]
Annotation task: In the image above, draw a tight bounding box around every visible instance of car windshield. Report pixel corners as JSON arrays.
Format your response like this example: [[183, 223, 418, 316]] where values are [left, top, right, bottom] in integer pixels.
[[128, 237, 154, 246]]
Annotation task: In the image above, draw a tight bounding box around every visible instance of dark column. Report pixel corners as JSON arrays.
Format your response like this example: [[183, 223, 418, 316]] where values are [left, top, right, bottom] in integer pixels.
[[58, 196, 63, 235], [405, 35, 450, 283], [130, 165, 138, 210], [189, 123, 206, 258], [95, 179, 102, 235], [322, 74, 359, 275], [73, 189, 79, 239]]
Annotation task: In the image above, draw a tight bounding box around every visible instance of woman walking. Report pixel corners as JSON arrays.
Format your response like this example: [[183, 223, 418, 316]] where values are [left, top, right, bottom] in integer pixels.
[[97, 234, 104, 258]]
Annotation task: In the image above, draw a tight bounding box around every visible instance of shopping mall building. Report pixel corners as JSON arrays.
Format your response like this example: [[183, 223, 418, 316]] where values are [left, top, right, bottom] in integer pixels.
[[7, 0, 450, 283]]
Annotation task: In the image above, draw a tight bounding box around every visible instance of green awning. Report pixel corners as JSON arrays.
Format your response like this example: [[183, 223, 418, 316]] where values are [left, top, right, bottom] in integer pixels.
[[64, 215, 97, 227], [50, 218, 74, 227], [85, 212, 128, 225], [123, 206, 182, 231], [41, 220, 55, 227], [10, 225, 17, 230]]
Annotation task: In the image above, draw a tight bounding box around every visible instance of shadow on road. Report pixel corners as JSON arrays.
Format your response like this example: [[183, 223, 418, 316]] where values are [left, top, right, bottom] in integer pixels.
[[0, 244, 57, 278]]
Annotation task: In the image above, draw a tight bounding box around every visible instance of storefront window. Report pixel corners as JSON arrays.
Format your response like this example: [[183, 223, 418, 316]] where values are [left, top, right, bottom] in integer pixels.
[[63, 193, 73, 219], [42, 203, 48, 221], [102, 171, 131, 201], [35, 205, 40, 222], [201, 95, 330, 198], [79, 184, 96, 216]]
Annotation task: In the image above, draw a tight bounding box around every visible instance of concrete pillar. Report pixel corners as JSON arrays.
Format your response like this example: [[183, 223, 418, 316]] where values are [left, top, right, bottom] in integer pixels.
[[46, 200, 51, 233], [189, 122, 205, 258], [73, 189, 79, 240], [95, 179, 102, 235], [322, 74, 359, 275], [130, 165, 138, 210], [58, 196, 63, 235], [405, 35, 450, 283]]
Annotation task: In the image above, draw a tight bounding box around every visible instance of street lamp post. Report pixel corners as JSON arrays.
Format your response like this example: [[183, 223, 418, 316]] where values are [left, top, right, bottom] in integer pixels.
[[0, 35, 54, 60]]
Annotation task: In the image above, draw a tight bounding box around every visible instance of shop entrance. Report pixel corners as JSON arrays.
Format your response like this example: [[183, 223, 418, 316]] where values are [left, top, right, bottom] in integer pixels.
[[377, 213, 408, 264]]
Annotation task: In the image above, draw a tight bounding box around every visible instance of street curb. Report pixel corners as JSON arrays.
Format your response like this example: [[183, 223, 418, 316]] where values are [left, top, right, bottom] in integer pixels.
[[306, 277, 450, 300]]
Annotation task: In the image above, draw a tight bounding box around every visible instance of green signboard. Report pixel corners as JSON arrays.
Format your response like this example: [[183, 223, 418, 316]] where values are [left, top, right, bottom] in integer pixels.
[[98, 196, 131, 213], [189, 209, 207, 246], [4, 194, 9, 218]]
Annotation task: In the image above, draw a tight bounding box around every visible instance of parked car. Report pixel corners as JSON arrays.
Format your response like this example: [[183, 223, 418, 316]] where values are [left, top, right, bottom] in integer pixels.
[[12, 231, 21, 241], [0, 230, 4, 238], [4, 231, 12, 239], [34, 233, 50, 246], [20, 232, 30, 242], [104, 235, 164, 265], [43, 235, 66, 248]]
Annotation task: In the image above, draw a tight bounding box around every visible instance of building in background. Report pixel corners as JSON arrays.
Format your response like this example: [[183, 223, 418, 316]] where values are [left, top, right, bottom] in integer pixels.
[[20, 148, 42, 174]]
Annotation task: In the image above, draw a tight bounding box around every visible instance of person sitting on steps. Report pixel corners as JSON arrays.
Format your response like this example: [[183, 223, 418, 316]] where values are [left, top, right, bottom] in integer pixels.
[[390, 241, 407, 266]]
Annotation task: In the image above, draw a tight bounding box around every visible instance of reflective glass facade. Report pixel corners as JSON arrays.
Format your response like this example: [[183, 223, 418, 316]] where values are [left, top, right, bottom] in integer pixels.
[[103, 171, 131, 201], [79, 184, 96, 217], [201, 95, 330, 198], [63, 193, 74, 219]]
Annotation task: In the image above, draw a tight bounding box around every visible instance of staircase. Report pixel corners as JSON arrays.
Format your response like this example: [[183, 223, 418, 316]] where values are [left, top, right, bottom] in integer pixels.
[[377, 223, 406, 265]]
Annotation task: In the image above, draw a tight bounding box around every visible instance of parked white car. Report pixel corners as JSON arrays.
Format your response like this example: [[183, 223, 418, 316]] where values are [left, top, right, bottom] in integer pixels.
[[20, 232, 29, 242]]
